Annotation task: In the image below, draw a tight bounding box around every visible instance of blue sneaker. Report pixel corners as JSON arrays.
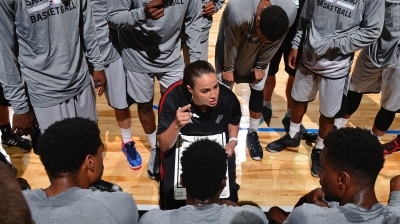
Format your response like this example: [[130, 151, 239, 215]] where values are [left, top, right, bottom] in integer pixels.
[[281, 113, 307, 137], [121, 141, 142, 170]]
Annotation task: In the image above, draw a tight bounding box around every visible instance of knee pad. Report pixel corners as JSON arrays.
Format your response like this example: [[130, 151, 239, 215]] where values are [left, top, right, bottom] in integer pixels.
[[347, 91, 363, 115], [374, 107, 396, 132], [249, 88, 263, 113], [333, 94, 348, 118]]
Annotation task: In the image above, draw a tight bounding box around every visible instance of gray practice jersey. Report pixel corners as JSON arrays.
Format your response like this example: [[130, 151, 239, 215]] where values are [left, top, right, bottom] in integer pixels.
[[200, 0, 224, 43], [90, 0, 121, 65], [215, 0, 297, 77], [292, 0, 385, 78], [0, 0, 28, 113], [284, 191, 400, 224], [0, 0, 104, 113], [106, 0, 202, 73], [369, 0, 400, 67]]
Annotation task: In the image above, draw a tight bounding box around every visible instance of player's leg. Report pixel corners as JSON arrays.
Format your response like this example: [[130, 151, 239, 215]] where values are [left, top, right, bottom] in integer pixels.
[[247, 73, 268, 161], [266, 67, 316, 153]]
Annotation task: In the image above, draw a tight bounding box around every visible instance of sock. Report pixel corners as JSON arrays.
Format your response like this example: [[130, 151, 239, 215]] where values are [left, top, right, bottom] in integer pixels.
[[249, 118, 260, 133], [263, 101, 272, 108], [334, 118, 349, 129], [146, 131, 157, 149], [371, 130, 383, 140], [289, 121, 301, 138], [286, 108, 292, 117], [315, 136, 324, 149], [120, 127, 132, 143], [0, 123, 11, 139]]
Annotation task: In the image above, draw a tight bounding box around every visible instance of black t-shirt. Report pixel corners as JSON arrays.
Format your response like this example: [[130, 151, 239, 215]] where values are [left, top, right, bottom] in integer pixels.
[[157, 82, 241, 142]]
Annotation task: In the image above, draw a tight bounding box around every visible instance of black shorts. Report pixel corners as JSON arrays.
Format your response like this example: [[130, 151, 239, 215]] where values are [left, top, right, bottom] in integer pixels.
[[268, 38, 303, 77]]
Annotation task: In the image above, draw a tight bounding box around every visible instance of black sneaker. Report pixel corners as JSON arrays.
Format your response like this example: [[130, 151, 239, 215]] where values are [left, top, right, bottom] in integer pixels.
[[2, 133, 32, 151], [90, 179, 123, 192], [247, 132, 263, 161], [147, 148, 160, 180], [266, 132, 300, 153], [282, 113, 307, 138], [305, 132, 318, 143], [0, 151, 17, 174], [310, 147, 322, 178]]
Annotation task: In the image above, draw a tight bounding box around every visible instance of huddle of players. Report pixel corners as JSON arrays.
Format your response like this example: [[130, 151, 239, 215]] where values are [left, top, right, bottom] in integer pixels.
[[1, 0, 398, 181]]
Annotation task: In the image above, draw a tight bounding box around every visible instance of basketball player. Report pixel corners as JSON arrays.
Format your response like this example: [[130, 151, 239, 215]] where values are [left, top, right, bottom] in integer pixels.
[[266, 0, 385, 177], [261, 0, 306, 135], [182, 0, 225, 64], [333, 1, 400, 156], [107, 0, 202, 180], [215, 0, 297, 161], [89, 0, 143, 173]]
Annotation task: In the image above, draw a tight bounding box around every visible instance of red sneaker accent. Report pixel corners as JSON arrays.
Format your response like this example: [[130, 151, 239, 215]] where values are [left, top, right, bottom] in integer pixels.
[[383, 134, 400, 155]]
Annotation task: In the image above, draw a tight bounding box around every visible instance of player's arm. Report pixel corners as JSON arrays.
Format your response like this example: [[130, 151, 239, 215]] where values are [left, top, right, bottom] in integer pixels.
[[0, 0, 33, 135], [214, 0, 225, 13], [157, 104, 192, 152], [184, 0, 202, 63], [288, 0, 313, 69], [81, 0, 106, 96], [328, 0, 384, 55], [106, 0, 164, 30]]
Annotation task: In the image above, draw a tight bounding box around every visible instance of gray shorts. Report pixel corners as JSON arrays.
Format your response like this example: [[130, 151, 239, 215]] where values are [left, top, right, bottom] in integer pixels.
[[350, 48, 400, 111], [291, 66, 349, 118], [126, 66, 184, 103], [33, 83, 98, 133], [217, 64, 269, 92], [104, 57, 129, 109]]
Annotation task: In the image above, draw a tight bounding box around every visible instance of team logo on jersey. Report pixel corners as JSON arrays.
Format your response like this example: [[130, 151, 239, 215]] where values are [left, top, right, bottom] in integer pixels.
[[215, 115, 223, 124]]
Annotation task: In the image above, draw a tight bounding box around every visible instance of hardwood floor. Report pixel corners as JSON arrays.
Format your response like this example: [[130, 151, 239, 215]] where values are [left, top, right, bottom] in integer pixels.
[[7, 3, 400, 211]]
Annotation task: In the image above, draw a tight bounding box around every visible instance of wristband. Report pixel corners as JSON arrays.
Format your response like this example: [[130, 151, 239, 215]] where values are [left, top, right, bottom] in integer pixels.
[[229, 137, 238, 146]]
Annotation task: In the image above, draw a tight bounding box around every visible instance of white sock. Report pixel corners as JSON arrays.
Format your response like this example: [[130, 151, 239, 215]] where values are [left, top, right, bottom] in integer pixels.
[[315, 136, 324, 149], [286, 108, 292, 117], [146, 131, 157, 149], [371, 130, 383, 140], [334, 118, 349, 129], [120, 127, 132, 143], [289, 121, 301, 138], [249, 118, 260, 133], [263, 101, 272, 108]]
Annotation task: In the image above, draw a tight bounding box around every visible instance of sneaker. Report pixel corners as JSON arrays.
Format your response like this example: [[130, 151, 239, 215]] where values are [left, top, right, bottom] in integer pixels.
[[0, 151, 17, 174], [246, 132, 263, 160], [2, 133, 32, 151], [383, 134, 400, 155], [121, 141, 142, 170], [305, 132, 318, 143], [90, 179, 123, 192], [147, 148, 160, 180], [310, 147, 322, 178], [281, 113, 307, 137], [266, 132, 300, 153]]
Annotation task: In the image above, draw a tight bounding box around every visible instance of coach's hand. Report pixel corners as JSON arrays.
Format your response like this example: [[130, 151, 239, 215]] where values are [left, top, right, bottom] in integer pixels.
[[202, 1, 215, 17], [12, 111, 34, 136], [175, 104, 192, 128], [288, 48, 298, 69], [144, 0, 164, 20], [222, 70, 235, 83], [252, 69, 265, 83], [92, 70, 107, 97], [224, 141, 235, 157]]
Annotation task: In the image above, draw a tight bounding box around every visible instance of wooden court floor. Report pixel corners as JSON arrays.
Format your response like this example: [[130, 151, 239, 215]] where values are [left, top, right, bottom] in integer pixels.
[[7, 3, 400, 211]]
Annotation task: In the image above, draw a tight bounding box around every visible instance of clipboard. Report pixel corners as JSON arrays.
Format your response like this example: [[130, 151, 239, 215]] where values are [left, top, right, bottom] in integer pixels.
[[173, 133, 230, 200]]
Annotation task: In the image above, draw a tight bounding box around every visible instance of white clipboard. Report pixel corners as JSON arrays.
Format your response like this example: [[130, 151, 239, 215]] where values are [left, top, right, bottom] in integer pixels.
[[173, 133, 230, 200]]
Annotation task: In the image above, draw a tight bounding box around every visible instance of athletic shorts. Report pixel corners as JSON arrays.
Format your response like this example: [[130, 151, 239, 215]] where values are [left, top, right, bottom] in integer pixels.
[[126, 66, 184, 104], [33, 83, 97, 133], [217, 64, 269, 92], [104, 57, 129, 110], [350, 48, 400, 112], [291, 65, 349, 118], [268, 44, 302, 77]]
